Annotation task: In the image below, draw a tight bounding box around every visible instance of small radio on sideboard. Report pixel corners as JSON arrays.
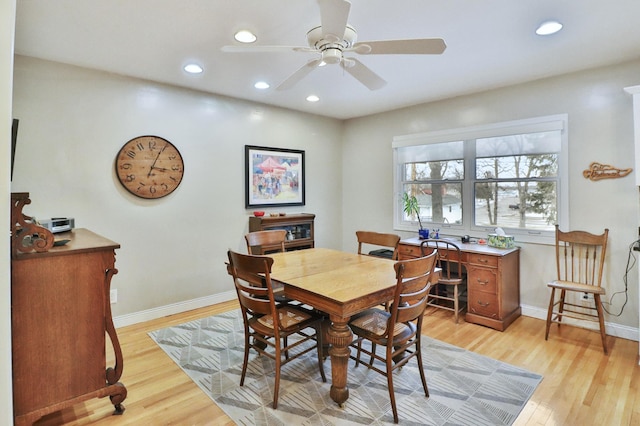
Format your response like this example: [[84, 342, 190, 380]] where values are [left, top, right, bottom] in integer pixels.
[[40, 217, 75, 234]]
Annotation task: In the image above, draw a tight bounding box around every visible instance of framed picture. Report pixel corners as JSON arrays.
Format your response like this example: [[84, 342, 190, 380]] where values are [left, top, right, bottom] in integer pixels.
[[245, 145, 305, 207]]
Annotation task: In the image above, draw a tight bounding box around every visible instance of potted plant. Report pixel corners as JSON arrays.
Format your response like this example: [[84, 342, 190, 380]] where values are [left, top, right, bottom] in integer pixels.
[[403, 192, 429, 239]]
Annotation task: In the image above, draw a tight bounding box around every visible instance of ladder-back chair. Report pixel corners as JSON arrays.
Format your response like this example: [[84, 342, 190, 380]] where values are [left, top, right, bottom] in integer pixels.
[[545, 225, 609, 354], [348, 251, 438, 423], [356, 230, 401, 260], [245, 229, 287, 255], [227, 250, 326, 409]]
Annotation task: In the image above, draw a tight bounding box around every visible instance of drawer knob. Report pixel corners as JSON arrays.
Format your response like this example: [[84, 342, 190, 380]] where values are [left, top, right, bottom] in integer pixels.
[[476, 279, 490, 285], [477, 300, 490, 307]]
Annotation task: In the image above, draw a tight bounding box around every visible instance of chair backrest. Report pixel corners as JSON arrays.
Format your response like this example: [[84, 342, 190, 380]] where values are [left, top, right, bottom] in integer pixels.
[[227, 249, 279, 330], [389, 250, 438, 326], [555, 225, 609, 288], [420, 239, 465, 281], [245, 230, 287, 255], [356, 230, 401, 260]]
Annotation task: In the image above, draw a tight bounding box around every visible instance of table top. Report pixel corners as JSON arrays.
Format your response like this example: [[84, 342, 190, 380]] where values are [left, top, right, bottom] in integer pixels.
[[270, 248, 398, 318]]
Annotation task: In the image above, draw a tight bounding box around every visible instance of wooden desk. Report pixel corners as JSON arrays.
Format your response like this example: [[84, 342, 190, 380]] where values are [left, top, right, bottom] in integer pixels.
[[398, 237, 520, 331], [270, 248, 398, 407]]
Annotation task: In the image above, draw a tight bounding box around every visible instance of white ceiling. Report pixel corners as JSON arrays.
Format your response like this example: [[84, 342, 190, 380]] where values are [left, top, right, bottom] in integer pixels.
[[14, 0, 640, 120]]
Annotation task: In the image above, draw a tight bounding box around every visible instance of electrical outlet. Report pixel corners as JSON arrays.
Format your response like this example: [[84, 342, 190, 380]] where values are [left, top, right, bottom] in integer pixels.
[[582, 292, 591, 301], [110, 289, 118, 304]]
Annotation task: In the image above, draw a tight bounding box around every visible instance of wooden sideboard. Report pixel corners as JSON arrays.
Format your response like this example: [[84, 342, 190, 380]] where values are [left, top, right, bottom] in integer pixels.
[[11, 228, 127, 425], [398, 237, 521, 331], [249, 213, 315, 251]]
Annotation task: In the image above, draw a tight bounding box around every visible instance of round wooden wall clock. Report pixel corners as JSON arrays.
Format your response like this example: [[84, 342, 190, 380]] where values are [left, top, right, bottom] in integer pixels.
[[115, 135, 184, 199]]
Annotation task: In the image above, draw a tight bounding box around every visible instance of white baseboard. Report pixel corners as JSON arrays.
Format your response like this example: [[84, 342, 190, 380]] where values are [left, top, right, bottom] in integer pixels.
[[112, 290, 236, 329], [521, 304, 639, 342], [113, 297, 638, 343]]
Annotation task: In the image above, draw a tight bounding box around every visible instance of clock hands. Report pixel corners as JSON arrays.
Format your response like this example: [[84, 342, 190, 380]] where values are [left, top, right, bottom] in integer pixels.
[[147, 144, 167, 177]]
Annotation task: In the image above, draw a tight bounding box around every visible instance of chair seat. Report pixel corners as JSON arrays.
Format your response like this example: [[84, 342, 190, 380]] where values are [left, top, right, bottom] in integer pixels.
[[350, 309, 415, 343], [438, 277, 464, 286], [251, 306, 316, 334], [548, 279, 606, 295]]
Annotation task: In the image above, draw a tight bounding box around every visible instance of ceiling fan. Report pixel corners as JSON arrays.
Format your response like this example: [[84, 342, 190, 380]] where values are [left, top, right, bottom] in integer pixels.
[[221, 0, 446, 91]]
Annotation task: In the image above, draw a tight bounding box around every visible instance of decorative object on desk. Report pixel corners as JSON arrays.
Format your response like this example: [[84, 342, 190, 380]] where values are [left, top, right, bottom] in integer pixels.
[[582, 162, 632, 181], [245, 145, 305, 207], [403, 192, 426, 237], [115, 135, 184, 199], [150, 309, 542, 426], [461, 235, 471, 243], [53, 238, 71, 246], [253, 211, 265, 217], [488, 227, 515, 249]]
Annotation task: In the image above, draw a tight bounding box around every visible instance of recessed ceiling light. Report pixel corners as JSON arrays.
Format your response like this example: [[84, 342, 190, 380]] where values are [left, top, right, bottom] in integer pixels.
[[306, 95, 320, 102], [234, 30, 257, 43], [254, 81, 270, 89], [536, 20, 563, 36], [184, 64, 203, 74]]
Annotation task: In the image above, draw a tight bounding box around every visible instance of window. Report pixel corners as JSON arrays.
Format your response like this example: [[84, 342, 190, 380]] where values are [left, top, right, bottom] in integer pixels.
[[393, 115, 568, 244]]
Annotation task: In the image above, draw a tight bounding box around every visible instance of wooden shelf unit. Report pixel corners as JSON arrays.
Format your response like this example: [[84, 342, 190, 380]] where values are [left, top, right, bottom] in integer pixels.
[[10, 194, 126, 425], [248, 213, 315, 251], [398, 237, 520, 331]]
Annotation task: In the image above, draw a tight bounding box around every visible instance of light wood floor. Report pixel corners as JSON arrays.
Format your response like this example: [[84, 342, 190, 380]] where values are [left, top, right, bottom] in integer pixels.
[[33, 301, 640, 426]]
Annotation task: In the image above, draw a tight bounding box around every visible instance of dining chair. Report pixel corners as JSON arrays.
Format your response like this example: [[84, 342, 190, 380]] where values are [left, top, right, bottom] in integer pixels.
[[420, 239, 467, 323], [227, 249, 326, 409], [245, 229, 298, 306], [348, 250, 438, 423], [545, 225, 610, 354], [356, 230, 401, 260], [245, 229, 287, 255]]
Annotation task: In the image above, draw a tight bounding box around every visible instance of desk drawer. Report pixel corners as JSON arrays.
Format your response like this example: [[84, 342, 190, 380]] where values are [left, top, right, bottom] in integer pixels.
[[468, 290, 499, 318], [467, 253, 499, 268], [467, 266, 497, 294], [398, 243, 422, 259]]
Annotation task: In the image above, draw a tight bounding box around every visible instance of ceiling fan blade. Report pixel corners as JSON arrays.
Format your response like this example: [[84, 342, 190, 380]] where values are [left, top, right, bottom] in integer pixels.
[[221, 45, 313, 53], [276, 58, 322, 90], [352, 38, 447, 55], [340, 58, 386, 91], [318, 0, 351, 41]]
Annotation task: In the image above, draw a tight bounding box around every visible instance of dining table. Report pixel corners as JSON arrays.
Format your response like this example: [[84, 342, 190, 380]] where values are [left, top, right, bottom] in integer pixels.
[[268, 247, 411, 407]]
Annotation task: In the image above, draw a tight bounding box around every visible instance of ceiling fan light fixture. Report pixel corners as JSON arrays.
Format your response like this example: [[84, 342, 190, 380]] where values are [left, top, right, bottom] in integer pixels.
[[234, 30, 257, 43], [254, 81, 270, 89], [183, 63, 203, 74], [322, 48, 342, 65], [306, 95, 320, 102], [536, 20, 563, 36]]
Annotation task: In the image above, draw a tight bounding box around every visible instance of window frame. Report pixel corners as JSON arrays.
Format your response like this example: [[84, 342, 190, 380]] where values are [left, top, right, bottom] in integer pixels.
[[393, 114, 568, 245]]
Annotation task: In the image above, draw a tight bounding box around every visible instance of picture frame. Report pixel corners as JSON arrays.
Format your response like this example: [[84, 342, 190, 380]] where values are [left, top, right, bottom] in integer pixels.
[[245, 145, 305, 208]]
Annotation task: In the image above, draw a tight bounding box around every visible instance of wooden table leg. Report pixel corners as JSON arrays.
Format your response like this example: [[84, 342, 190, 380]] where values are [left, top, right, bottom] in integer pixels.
[[327, 314, 353, 407]]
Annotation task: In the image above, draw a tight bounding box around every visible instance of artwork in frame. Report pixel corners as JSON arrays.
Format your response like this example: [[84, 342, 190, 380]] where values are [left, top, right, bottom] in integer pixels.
[[245, 145, 305, 207]]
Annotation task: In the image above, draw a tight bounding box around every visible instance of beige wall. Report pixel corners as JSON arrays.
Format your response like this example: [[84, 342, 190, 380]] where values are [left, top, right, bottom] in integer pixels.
[[1, 1, 15, 422], [11, 56, 344, 319], [342, 59, 640, 336]]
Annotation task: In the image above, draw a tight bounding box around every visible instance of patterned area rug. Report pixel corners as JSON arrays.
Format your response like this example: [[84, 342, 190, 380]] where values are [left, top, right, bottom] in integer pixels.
[[149, 310, 542, 425]]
